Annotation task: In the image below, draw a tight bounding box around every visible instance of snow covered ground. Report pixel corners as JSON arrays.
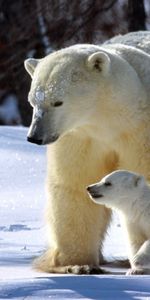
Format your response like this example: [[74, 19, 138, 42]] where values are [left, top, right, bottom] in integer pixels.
[[0, 126, 150, 300]]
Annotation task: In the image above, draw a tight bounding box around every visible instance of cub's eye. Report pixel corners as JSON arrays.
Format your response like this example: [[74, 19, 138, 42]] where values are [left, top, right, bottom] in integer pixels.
[[104, 182, 112, 186], [52, 101, 63, 107]]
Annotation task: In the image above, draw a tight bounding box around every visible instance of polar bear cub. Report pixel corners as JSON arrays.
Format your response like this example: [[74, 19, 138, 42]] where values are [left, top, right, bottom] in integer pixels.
[[87, 170, 150, 275]]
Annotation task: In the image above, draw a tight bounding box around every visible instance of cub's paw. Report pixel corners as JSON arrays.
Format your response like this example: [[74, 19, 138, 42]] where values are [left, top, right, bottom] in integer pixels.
[[67, 265, 108, 275], [126, 268, 146, 275]]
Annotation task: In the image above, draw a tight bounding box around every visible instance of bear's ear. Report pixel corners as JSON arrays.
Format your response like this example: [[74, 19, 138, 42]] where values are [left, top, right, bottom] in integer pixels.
[[24, 58, 40, 77], [134, 175, 145, 187], [87, 52, 110, 74]]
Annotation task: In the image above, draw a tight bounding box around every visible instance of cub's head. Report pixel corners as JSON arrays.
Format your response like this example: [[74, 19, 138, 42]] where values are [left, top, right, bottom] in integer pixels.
[[24, 45, 111, 145], [87, 170, 145, 210]]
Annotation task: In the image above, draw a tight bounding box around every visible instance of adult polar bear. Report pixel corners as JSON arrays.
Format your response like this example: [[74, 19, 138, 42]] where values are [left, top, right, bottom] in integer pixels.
[[25, 31, 150, 274]]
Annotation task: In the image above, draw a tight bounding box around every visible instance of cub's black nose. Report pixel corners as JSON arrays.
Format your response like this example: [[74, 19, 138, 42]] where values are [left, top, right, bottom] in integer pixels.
[[87, 186, 96, 196], [27, 136, 43, 145], [87, 186, 103, 198]]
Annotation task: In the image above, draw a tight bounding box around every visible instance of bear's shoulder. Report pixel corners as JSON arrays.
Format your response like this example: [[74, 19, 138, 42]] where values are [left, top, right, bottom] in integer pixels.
[[102, 34, 150, 94], [104, 31, 150, 55]]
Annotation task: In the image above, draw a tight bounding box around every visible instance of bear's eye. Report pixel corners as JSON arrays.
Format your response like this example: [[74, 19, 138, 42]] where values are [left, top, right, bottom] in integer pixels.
[[52, 101, 63, 107], [104, 182, 112, 186]]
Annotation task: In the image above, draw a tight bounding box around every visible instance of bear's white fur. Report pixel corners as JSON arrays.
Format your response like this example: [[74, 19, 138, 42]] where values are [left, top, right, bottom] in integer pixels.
[[24, 31, 150, 274], [88, 170, 150, 275]]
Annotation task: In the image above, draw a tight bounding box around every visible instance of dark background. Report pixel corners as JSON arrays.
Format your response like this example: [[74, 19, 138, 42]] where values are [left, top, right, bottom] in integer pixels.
[[0, 0, 149, 126]]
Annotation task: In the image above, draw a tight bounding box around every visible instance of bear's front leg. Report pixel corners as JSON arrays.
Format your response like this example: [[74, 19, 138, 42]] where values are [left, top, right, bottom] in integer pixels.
[[34, 182, 111, 274], [34, 131, 115, 274]]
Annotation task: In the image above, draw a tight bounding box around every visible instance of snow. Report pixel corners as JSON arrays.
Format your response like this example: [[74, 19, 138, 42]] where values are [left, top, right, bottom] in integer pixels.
[[0, 126, 150, 300]]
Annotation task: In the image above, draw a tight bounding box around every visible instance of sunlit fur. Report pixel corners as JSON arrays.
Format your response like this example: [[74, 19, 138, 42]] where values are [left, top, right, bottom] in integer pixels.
[[25, 32, 150, 274]]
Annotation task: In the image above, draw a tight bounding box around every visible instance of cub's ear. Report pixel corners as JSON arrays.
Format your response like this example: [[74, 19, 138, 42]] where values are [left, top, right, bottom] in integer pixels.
[[87, 51, 110, 75], [134, 175, 145, 187], [24, 58, 40, 77]]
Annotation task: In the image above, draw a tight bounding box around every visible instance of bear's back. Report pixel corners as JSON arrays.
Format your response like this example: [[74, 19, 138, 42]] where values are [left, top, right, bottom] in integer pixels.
[[105, 31, 150, 55]]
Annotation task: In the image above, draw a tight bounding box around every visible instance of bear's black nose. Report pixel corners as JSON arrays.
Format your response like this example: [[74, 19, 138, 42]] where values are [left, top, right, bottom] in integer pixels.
[[27, 136, 43, 145]]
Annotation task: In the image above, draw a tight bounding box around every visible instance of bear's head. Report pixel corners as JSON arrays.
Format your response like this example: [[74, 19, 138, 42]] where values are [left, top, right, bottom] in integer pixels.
[[87, 170, 145, 210], [24, 45, 111, 145]]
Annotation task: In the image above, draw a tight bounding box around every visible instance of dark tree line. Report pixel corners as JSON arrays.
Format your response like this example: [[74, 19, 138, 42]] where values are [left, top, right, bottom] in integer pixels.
[[0, 0, 148, 126], [128, 0, 146, 31]]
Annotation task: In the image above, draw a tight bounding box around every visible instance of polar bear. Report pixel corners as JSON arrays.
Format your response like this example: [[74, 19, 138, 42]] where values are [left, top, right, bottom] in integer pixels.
[[87, 170, 150, 275], [24, 31, 150, 274]]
